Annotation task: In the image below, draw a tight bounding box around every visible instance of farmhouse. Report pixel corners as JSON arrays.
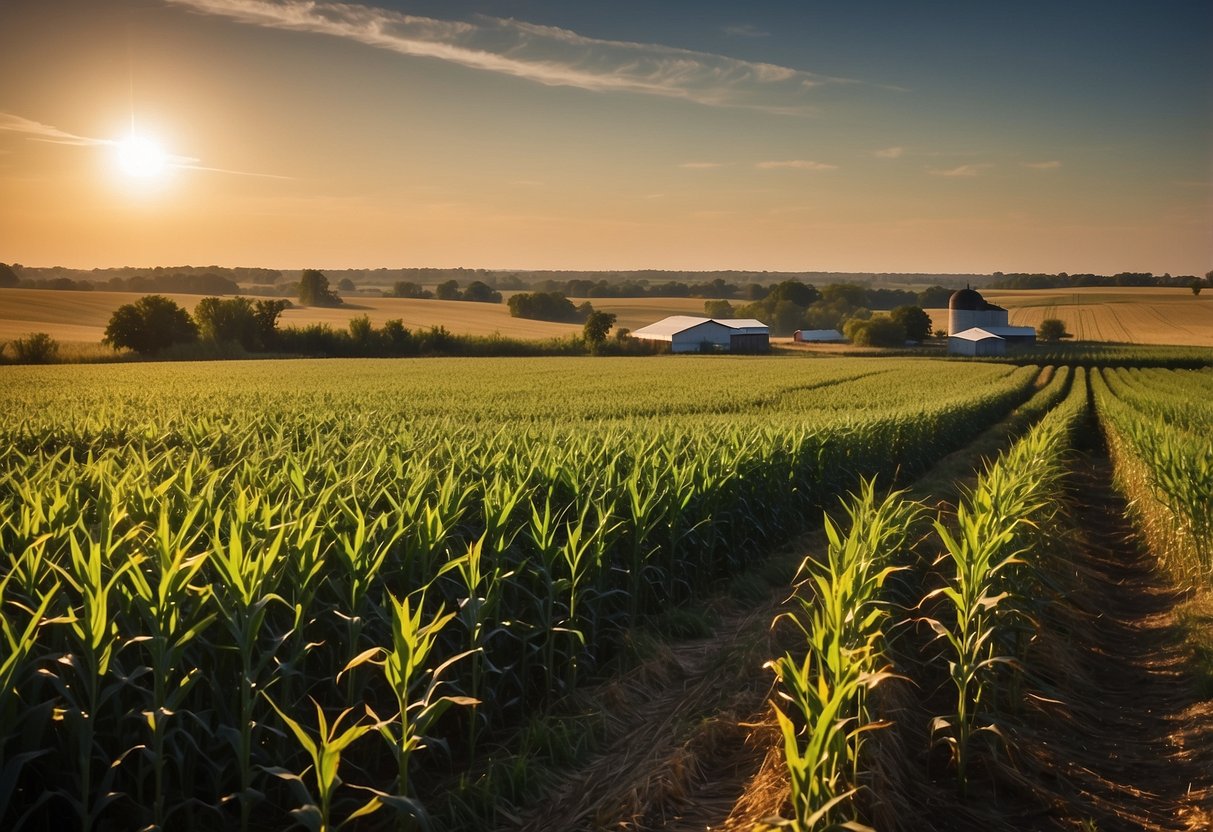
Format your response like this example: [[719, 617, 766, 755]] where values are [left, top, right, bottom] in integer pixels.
[[947, 287, 1035, 354], [794, 329, 845, 343], [632, 316, 770, 353]]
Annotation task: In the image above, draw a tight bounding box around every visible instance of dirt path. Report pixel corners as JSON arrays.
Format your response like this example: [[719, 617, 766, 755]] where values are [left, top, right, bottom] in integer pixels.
[[496, 406, 1213, 831], [1015, 443, 1213, 830]]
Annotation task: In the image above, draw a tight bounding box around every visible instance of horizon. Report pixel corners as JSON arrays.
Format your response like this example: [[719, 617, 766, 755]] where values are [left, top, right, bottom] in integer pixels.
[[1, 0, 1210, 275]]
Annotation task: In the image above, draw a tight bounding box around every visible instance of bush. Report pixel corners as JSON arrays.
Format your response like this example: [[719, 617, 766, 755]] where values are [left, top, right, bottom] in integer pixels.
[[104, 295, 198, 355], [1038, 318, 1071, 343], [8, 332, 59, 363]]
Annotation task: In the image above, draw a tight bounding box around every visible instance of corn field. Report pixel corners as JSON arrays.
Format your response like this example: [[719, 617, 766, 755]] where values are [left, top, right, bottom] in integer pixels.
[[0, 356, 1038, 830], [1093, 367, 1213, 580]]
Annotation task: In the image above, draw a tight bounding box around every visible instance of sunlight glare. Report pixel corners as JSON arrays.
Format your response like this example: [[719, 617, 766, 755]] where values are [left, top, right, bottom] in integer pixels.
[[115, 135, 169, 179]]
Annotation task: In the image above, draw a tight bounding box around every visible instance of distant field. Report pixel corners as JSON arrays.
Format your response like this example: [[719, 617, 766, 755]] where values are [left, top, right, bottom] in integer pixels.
[[3, 286, 1209, 348], [925, 286, 1213, 346], [0, 288, 710, 345]]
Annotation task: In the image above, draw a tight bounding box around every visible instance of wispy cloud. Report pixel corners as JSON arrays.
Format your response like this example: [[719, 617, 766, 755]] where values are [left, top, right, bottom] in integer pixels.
[[874, 146, 904, 159], [0, 113, 111, 146], [679, 161, 726, 169], [722, 23, 770, 38], [166, 0, 855, 114], [0, 111, 290, 179], [756, 159, 837, 171], [928, 163, 990, 177], [1021, 160, 1061, 170]]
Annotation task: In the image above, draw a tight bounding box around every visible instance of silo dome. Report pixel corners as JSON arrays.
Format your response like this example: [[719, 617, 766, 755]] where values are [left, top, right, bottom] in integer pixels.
[[949, 287, 986, 311]]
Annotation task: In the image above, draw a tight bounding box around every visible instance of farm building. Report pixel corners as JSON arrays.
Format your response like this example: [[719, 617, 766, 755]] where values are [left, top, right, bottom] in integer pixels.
[[632, 316, 770, 353], [949, 327, 1007, 356], [947, 287, 1035, 354], [794, 329, 845, 343]]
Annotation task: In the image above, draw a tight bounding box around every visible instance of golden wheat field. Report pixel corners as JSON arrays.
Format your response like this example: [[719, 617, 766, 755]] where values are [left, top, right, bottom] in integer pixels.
[[2, 286, 1209, 347], [924, 286, 1213, 346], [0, 289, 712, 345]]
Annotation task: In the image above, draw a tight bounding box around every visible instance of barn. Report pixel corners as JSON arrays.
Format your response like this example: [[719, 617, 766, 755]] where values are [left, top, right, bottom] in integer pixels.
[[949, 327, 1007, 356], [794, 329, 845, 343], [632, 316, 770, 353], [947, 287, 1035, 354]]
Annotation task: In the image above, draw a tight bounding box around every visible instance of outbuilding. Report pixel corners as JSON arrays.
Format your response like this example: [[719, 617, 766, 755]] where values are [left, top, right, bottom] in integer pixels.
[[948, 327, 1007, 356], [632, 316, 770, 353], [794, 329, 845, 343]]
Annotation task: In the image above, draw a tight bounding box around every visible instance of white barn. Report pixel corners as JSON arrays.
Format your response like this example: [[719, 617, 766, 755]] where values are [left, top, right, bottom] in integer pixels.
[[949, 327, 1007, 357], [947, 287, 1035, 354], [632, 316, 770, 353]]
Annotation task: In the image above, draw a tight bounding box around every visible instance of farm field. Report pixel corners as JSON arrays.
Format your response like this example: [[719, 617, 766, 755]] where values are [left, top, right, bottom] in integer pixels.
[[926, 286, 1213, 346], [2, 356, 1212, 830], [0, 288, 711, 346]]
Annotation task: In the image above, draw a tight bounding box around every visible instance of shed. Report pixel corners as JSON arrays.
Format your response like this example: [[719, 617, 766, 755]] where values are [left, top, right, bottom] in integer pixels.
[[794, 329, 845, 343], [632, 316, 770, 353], [948, 327, 1006, 356]]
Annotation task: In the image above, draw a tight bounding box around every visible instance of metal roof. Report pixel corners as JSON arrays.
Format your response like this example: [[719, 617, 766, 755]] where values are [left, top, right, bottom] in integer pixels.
[[950, 327, 1005, 342], [632, 316, 769, 338], [796, 329, 845, 341], [980, 325, 1036, 337]]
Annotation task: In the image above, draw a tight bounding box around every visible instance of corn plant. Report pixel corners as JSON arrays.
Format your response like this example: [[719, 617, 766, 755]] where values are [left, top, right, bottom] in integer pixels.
[[262, 697, 385, 832], [343, 590, 477, 829]]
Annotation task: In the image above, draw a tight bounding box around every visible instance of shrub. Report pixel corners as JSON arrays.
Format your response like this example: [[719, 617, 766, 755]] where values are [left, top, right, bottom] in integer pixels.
[[9, 332, 59, 363]]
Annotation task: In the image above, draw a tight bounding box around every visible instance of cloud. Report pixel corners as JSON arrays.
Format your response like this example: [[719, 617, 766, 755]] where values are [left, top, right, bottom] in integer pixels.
[[722, 24, 770, 38], [0, 111, 289, 179], [874, 146, 904, 159], [1021, 160, 1061, 170], [166, 0, 855, 114], [928, 163, 989, 177], [0, 112, 111, 146], [679, 161, 726, 169], [756, 159, 837, 171]]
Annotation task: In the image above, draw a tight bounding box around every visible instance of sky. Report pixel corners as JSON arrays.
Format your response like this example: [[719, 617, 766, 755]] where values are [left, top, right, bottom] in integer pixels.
[[0, 0, 1210, 275]]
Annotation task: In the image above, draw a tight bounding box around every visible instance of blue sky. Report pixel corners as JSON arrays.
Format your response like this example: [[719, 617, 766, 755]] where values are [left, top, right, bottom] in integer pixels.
[[0, 0, 1209, 273]]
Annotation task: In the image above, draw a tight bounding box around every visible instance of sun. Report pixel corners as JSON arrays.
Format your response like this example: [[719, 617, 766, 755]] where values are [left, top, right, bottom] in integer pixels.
[[115, 134, 169, 178]]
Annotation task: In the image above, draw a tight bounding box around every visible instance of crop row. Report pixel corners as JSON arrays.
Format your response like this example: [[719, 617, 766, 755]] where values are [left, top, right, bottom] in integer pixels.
[[769, 368, 1089, 828], [1093, 367, 1213, 579], [0, 358, 1037, 830]]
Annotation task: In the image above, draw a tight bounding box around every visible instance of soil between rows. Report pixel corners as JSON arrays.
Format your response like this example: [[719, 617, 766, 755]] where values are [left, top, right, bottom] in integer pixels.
[[493, 411, 1213, 831]]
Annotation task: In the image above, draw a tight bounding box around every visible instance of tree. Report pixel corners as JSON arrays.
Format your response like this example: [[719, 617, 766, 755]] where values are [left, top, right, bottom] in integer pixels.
[[252, 299, 289, 348], [582, 311, 616, 345], [435, 280, 461, 300], [104, 295, 198, 354], [507, 291, 581, 322], [337, 277, 356, 292], [703, 300, 734, 318], [463, 281, 502, 303], [843, 315, 906, 347], [770, 280, 820, 307], [392, 281, 433, 299], [194, 296, 259, 349], [1038, 318, 1070, 343], [1192, 281, 1203, 297], [890, 305, 932, 342], [298, 269, 341, 307], [0, 262, 19, 288]]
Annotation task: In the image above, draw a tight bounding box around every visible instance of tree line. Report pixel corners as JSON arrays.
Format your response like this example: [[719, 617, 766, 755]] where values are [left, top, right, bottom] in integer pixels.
[[990, 271, 1211, 289]]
